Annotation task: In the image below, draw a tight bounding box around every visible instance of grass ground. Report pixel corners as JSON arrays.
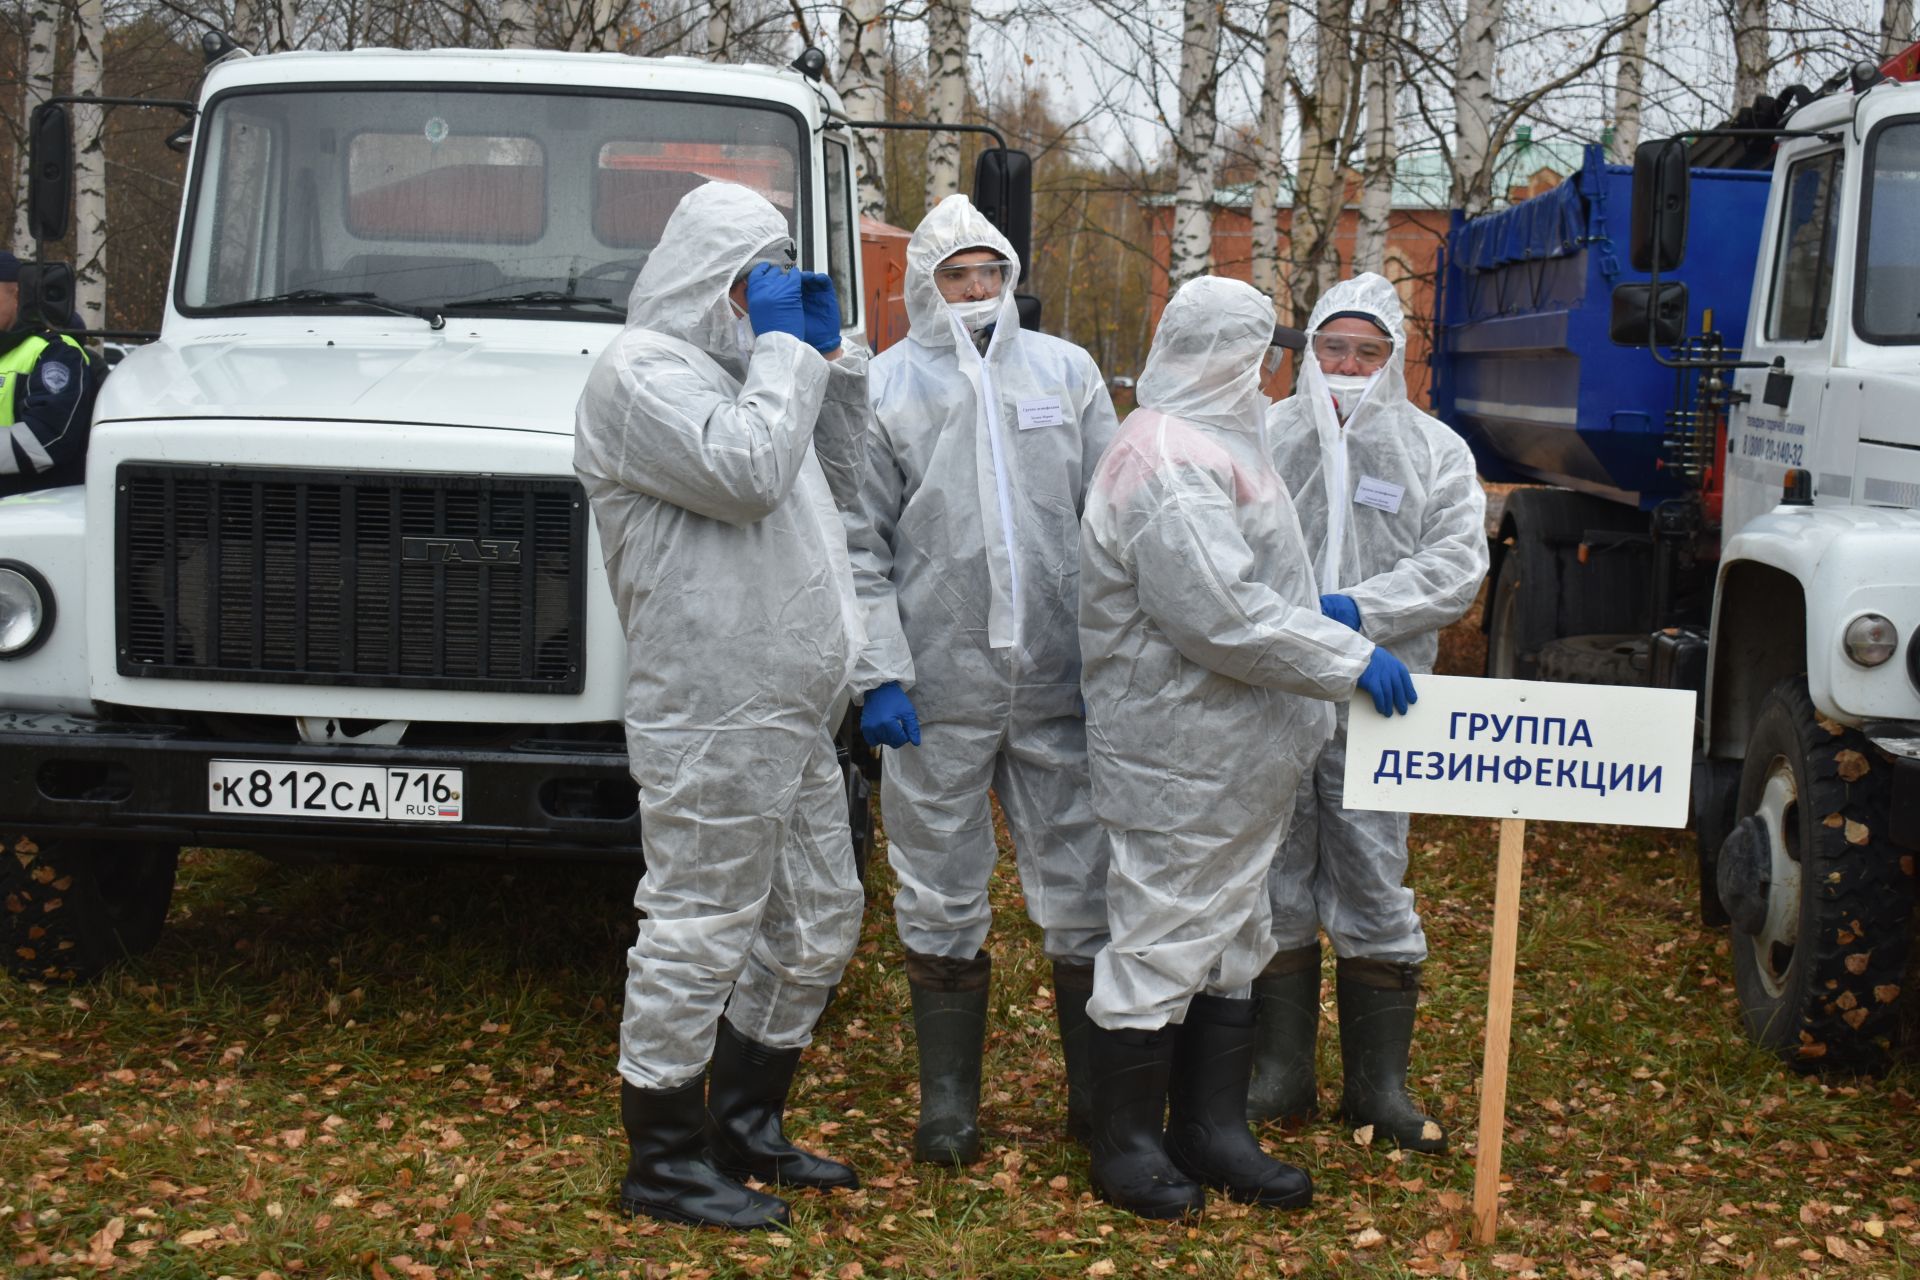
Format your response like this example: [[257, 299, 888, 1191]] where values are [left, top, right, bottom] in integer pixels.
[[4, 617, 1918, 1279]]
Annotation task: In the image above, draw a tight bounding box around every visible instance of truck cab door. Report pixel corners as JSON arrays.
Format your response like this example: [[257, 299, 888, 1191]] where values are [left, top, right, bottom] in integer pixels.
[[1724, 145, 1842, 536]]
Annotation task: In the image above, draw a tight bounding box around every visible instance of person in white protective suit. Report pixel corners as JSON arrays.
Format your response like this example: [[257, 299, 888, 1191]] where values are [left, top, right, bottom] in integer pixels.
[[574, 181, 871, 1231], [1249, 272, 1488, 1153], [843, 194, 1119, 1163], [1078, 276, 1418, 1219]]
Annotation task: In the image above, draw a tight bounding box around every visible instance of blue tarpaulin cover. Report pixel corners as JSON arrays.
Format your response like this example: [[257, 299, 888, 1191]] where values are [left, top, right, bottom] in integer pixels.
[[1453, 172, 1589, 270]]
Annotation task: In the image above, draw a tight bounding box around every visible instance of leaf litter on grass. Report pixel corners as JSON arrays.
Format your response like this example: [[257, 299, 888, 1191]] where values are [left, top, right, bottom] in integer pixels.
[[3, 606, 1919, 1278]]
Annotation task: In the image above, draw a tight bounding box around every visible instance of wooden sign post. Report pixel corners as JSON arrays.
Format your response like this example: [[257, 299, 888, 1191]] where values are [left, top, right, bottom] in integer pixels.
[[1472, 816, 1527, 1244], [1343, 675, 1695, 1244]]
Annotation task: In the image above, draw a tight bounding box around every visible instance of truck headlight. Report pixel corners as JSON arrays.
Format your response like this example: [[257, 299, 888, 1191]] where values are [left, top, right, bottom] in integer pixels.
[[1842, 613, 1898, 667], [0, 561, 54, 658]]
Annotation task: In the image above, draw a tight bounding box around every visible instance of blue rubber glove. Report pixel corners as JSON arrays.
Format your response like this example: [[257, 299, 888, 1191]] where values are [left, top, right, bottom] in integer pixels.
[[744, 262, 806, 341], [800, 271, 844, 354], [860, 681, 921, 748], [1355, 647, 1417, 717], [1320, 593, 1362, 631]]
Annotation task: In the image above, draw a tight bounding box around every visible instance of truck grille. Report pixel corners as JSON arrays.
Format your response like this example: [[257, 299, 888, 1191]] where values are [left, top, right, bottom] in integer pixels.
[[116, 464, 586, 693]]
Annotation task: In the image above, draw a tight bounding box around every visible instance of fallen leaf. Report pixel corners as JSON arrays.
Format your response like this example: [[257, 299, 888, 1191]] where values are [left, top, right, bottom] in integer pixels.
[[1825, 1235, 1866, 1264], [176, 1227, 222, 1247], [83, 1216, 125, 1266], [1086, 1261, 1117, 1278], [1352, 1124, 1376, 1146], [1835, 750, 1870, 781], [277, 1127, 307, 1150], [1355, 1227, 1386, 1248]]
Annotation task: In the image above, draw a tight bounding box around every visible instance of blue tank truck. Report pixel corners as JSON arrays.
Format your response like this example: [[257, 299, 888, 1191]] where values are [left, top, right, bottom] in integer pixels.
[[1431, 44, 1920, 1073]]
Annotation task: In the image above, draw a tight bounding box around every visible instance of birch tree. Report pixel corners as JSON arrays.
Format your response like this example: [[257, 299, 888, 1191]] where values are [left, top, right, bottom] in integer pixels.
[[924, 0, 972, 210], [1884, 0, 1915, 56], [1352, 0, 1400, 277], [1452, 0, 1505, 217], [1292, 0, 1357, 308], [1248, 0, 1290, 301], [497, 0, 538, 46], [10, 0, 60, 259], [72, 0, 107, 328], [1612, 0, 1654, 161], [708, 0, 737, 58], [1166, 0, 1221, 288], [1733, 0, 1769, 109], [836, 0, 889, 219], [232, 0, 297, 53]]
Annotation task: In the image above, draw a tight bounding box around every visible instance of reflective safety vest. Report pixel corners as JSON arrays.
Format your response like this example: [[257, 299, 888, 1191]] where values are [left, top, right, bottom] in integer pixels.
[[0, 332, 88, 475], [0, 333, 87, 423]]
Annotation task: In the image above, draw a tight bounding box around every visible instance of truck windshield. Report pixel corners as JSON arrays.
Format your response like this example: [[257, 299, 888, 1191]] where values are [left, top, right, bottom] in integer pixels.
[[177, 87, 803, 321], [1859, 118, 1920, 344]]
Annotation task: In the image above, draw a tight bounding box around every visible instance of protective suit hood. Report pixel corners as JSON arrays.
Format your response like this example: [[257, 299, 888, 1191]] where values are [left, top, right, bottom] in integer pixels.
[[623, 181, 792, 361], [904, 194, 1022, 352], [1136, 277, 1274, 432], [1298, 272, 1408, 432]]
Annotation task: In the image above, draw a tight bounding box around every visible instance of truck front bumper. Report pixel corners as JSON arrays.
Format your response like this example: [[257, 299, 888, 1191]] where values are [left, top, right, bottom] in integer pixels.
[[0, 712, 642, 859], [1865, 721, 1920, 852]]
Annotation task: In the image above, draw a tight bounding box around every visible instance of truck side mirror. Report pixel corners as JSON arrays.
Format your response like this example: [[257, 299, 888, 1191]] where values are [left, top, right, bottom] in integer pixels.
[[1015, 292, 1042, 331], [1609, 281, 1688, 347], [28, 103, 72, 244], [972, 147, 1033, 284], [1629, 140, 1689, 273], [19, 262, 76, 329]]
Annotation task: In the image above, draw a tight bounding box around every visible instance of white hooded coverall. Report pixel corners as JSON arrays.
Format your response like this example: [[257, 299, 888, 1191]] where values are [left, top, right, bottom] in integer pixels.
[[574, 182, 870, 1091], [1264, 273, 1489, 963], [846, 195, 1120, 962], [1079, 277, 1376, 1031]]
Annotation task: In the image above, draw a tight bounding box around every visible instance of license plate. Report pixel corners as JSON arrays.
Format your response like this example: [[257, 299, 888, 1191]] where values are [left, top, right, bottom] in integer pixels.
[[208, 760, 465, 823]]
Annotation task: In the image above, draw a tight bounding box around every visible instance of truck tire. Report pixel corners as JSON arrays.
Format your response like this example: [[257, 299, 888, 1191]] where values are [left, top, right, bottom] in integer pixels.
[[2, 838, 179, 983], [1720, 679, 1915, 1073], [1484, 549, 1538, 679], [835, 709, 878, 888], [1537, 634, 1648, 685]]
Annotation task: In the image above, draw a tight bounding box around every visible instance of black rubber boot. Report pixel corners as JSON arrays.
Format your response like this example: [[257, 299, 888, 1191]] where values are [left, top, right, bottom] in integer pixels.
[[705, 1018, 859, 1191], [1335, 957, 1448, 1154], [1086, 1024, 1206, 1219], [1166, 994, 1314, 1208], [1246, 943, 1322, 1126], [618, 1076, 790, 1229], [906, 949, 991, 1165], [1052, 959, 1096, 1146]]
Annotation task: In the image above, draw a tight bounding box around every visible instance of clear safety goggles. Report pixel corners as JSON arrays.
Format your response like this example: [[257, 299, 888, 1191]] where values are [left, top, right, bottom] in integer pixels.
[[1264, 324, 1306, 375], [932, 259, 1016, 293], [1310, 331, 1393, 370]]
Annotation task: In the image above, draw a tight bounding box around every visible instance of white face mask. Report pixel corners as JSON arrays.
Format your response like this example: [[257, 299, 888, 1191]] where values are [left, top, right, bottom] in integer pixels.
[[733, 315, 756, 361], [948, 296, 1002, 335], [1323, 371, 1376, 420]]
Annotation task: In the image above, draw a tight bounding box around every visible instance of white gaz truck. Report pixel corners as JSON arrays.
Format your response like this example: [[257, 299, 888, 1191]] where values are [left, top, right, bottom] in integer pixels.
[[0, 42, 1033, 981]]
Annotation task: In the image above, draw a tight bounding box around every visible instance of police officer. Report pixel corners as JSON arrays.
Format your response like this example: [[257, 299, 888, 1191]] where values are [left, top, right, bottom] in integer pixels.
[[0, 252, 99, 499]]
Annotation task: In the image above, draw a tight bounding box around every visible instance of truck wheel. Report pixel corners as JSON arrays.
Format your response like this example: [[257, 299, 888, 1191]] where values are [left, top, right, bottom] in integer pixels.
[[1720, 679, 1915, 1073], [1485, 551, 1531, 678], [2, 838, 179, 983], [845, 756, 874, 889], [835, 709, 877, 888]]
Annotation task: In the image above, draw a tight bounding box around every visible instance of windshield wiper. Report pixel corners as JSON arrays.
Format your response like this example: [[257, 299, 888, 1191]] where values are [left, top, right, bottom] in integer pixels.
[[202, 289, 444, 330], [446, 290, 623, 315]]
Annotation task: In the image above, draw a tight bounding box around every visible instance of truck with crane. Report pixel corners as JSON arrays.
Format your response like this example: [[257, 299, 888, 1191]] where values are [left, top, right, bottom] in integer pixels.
[[1432, 41, 1920, 1071]]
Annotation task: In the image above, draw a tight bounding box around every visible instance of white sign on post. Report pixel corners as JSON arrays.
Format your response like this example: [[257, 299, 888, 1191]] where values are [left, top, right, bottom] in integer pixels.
[[1343, 674, 1695, 828], [1340, 673, 1695, 1246]]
